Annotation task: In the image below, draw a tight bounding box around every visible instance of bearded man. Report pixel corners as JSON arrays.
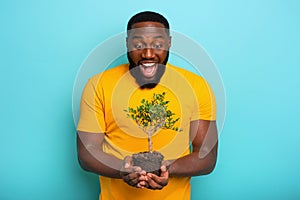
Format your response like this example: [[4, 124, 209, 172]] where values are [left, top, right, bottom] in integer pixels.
[[77, 11, 218, 200]]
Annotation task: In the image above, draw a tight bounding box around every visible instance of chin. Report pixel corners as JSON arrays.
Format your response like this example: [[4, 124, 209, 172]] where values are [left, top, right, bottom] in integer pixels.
[[127, 52, 169, 89], [129, 65, 165, 89]]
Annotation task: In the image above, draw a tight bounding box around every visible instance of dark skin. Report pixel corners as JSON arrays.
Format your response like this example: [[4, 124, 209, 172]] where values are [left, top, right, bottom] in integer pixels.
[[77, 120, 218, 189], [127, 22, 170, 84], [77, 21, 218, 190]]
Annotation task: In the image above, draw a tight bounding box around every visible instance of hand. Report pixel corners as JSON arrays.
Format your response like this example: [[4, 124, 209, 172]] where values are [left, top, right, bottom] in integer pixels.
[[120, 156, 147, 188], [145, 163, 169, 190]]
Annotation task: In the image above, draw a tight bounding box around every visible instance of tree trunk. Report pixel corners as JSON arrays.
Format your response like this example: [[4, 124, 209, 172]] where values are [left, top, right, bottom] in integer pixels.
[[148, 134, 153, 152]]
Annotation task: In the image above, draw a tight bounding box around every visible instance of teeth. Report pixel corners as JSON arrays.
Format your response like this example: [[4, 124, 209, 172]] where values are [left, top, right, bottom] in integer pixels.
[[142, 63, 156, 67]]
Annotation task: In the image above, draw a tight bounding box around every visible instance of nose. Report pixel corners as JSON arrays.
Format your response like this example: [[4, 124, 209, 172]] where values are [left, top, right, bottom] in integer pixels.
[[141, 48, 155, 59]]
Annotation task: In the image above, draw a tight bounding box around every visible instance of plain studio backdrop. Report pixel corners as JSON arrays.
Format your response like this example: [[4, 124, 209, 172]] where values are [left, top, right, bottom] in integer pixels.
[[0, 0, 299, 199]]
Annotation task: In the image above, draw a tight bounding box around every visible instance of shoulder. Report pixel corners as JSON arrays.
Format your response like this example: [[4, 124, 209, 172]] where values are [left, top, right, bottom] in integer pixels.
[[102, 63, 129, 76], [88, 63, 129, 83], [166, 63, 207, 83]]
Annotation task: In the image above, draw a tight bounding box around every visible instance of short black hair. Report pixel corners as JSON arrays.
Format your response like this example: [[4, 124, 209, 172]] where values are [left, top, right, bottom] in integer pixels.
[[127, 11, 170, 31]]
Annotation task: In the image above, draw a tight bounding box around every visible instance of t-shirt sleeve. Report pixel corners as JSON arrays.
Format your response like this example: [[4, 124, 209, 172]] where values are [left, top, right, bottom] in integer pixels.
[[77, 76, 106, 133], [191, 76, 216, 121]]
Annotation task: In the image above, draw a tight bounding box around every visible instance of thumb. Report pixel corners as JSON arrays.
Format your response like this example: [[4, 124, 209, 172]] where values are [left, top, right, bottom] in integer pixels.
[[123, 156, 132, 169], [160, 165, 169, 178], [161, 165, 167, 172]]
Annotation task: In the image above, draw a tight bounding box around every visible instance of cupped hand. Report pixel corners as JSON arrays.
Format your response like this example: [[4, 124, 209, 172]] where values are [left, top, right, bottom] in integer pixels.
[[120, 156, 147, 188], [145, 164, 169, 190]]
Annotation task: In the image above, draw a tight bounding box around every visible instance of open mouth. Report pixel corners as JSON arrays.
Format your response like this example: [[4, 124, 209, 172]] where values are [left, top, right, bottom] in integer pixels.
[[139, 63, 158, 79]]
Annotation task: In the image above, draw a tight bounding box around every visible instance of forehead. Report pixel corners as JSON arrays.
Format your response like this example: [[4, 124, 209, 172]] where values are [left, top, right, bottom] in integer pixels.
[[128, 21, 169, 39], [131, 21, 166, 29]]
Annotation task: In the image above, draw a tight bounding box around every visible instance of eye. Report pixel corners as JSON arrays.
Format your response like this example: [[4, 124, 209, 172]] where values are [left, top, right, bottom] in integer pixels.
[[152, 43, 163, 49], [134, 43, 144, 50]]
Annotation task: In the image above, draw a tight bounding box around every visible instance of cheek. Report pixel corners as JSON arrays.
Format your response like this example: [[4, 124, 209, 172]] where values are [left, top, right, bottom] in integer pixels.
[[158, 51, 168, 60], [129, 51, 141, 63]]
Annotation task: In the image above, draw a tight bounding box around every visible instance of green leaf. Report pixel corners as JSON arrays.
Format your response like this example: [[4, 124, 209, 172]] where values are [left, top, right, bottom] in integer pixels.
[[124, 92, 182, 134]]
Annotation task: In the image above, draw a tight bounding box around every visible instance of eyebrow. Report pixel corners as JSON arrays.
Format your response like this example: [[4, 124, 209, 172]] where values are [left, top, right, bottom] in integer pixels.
[[130, 35, 165, 40]]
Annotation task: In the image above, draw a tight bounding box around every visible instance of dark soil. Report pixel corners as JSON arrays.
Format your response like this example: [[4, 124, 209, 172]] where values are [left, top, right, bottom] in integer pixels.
[[132, 151, 164, 176]]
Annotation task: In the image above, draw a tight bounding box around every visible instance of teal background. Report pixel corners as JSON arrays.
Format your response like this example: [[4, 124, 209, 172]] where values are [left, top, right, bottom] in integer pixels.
[[1, 0, 299, 199]]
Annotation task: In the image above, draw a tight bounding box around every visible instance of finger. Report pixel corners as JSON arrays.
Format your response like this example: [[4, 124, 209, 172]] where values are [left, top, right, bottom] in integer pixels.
[[120, 156, 132, 176], [146, 176, 163, 190], [123, 173, 140, 187], [147, 173, 159, 182], [160, 165, 169, 179], [162, 160, 169, 168], [123, 156, 132, 169], [161, 165, 167, 172], [137, 180, 147, 188], [148, 172, 168, 187], [138, 174, 147, 181], [126, 172, 140, 182], [139, 169, 147, 176]]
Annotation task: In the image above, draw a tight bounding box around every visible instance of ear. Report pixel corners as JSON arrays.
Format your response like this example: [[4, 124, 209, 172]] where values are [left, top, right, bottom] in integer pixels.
[[126, 37, 129, 49], [168, 36, 172, 49]]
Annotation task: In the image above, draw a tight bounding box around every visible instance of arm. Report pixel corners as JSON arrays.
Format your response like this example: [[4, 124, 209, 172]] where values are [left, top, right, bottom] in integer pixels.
[[77, 79, 146, 186], [168, 119, 218, 176], [144, 119, 218, 189], [77, 131, 122, 178], [77, 131, 146, 186]]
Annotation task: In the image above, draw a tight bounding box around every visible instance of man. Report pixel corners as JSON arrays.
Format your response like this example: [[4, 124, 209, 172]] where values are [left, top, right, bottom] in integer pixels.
[[77, 11, 218, 200]]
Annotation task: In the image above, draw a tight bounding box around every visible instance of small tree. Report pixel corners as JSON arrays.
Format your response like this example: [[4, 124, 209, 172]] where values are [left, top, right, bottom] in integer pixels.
[[125, 92, 182, 152]]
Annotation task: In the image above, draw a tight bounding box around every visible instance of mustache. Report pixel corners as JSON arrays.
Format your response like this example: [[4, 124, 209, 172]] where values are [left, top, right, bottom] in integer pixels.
[[129, 65, 165, 89], [127, 52, 169, 89], [127, 52, 169, 70]]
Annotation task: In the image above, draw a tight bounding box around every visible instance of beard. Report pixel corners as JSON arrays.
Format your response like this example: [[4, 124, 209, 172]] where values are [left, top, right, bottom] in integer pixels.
[[127, 52, 169, 89]]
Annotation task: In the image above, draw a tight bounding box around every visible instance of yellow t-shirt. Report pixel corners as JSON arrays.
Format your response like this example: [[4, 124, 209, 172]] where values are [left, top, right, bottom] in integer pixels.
[[77, 63, 216, 200]]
